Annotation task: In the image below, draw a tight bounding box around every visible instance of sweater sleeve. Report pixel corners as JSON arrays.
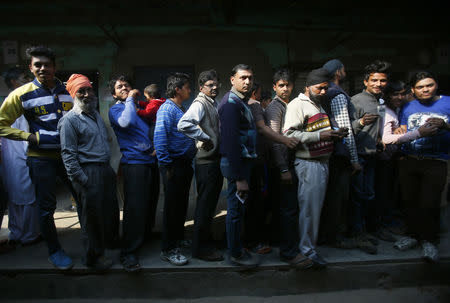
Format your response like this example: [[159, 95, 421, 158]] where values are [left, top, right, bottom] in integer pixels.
[[0, 92, 31, 141], [265, 102, 289, 171], [154, 105, 172, 166], [177, 101, 210, 142], [58, 116, 88, 185], [219, 100, 246, 180], [117, 97, 137, 128], [350, 98, 364, 135], [282, 101, 320, 143]]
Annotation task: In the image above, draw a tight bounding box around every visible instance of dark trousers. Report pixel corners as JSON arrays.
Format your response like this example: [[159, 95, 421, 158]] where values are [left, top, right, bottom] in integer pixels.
[[375, 157, 401, 228], [121, 163, 159, 256], [244, 159, 271, 247], [72, 163, 119, 262], [398, 157, 447, 243], [350, 154, 376, 234], [26, 156, 76, 255], [319, 155, 352, 243], [160, 159, 194, 251], [192, 160, 223, 257], [276, 168, 300, 260]]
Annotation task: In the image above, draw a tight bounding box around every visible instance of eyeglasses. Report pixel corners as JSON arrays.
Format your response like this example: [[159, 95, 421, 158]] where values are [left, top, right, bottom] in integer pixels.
[[204, 83, 221, 89]]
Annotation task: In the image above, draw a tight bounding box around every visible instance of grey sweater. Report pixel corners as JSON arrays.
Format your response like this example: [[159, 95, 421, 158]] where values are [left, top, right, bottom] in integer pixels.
[[350, 90, 381, 155]]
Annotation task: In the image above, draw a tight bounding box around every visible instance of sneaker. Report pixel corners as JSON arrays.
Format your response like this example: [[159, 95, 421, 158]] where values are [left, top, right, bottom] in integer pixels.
[[354, 234, 377, 254], [281, 253, 314, 269], [421, 241, 439, 263], [309, 253, 328, 268], [161, 248, 188, 266], [48, 249, 73, 270], [120, 254, 141, 272], [363, 232, 379, 245], [86, 255, 113, 271], [195, 249, 224, 262], [394, 236, 418, 251], [229, 250, 259, 267], [252, 243, 272, 255], [373, 228, 397, 243]]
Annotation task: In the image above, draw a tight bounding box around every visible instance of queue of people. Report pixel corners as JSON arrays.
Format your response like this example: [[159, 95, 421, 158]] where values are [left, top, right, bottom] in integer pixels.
[[0, 45, 448, 272]]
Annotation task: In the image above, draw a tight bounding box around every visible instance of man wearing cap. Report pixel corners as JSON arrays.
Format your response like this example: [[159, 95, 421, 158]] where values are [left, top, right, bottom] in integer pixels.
[[283, 68, 348, 267], [58, 74, 118, 270], [318, 59, 360, 249], [0, 46, 75, 270]]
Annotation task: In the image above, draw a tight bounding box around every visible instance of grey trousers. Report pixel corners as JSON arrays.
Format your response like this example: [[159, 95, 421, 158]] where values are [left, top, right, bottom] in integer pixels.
[[294, 158, 329, 256]]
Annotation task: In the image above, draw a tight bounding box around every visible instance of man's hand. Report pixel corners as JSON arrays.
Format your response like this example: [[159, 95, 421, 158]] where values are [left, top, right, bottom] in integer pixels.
[[360, 113, 379, 126], [201, 139, 214, 151], [320, 130, 344, 141], [236, 179, 249, 200], [27, 133, 38, 146], [282, 137, 299, 149], [351, 162, 362, 175], [418, 122, 439, 137], [128, 89, 140, 99], [426, 117, 447, 130], [280, 170, 293, 184], [393, 126, 406, 134]]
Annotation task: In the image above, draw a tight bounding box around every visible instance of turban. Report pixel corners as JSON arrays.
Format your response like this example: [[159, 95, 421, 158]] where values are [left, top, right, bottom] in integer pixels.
[[322, 59, 344, 76], [66, 74, 92, 99], [305, 68, 330, 87]]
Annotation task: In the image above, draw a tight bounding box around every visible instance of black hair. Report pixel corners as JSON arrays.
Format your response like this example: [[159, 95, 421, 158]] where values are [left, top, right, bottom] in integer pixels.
[[384, 80, 406, 97], [144, 84, 161, 99], [250, 81, 261, 95], [198, 69, 218, 87], [272, 68, 293, 85], [363, 60, 391, 81], [260, 89, 272, 101], [108, 75, 133, 95], [166, 72, 190, 98], [25, 45, 56, 64], [409, 70, 438, 87], [2, 67, 27, 90], [231, 64, 253, 77]]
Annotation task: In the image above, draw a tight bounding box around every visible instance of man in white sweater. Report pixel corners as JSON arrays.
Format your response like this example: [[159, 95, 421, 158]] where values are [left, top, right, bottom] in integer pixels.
[[283, 68, 347, 267]]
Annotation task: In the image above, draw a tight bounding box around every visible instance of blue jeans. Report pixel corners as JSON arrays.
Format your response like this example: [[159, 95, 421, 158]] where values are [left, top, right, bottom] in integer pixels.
[[26, 156, 75, 255], [350, 155, 376, 234], [220, 157, 252, 258]]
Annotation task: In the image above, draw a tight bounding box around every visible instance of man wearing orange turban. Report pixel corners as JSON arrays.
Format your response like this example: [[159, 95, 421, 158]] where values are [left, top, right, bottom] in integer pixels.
[[58, 74, 120, 270]]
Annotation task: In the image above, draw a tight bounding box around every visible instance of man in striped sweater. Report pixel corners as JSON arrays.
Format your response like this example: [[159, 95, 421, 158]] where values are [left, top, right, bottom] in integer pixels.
[[154, 73, 196, 266], [283, 68, 348, 268], [0, 46, 75, 270]]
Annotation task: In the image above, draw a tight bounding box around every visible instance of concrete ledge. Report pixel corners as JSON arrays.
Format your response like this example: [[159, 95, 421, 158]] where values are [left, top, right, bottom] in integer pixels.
[[1, 260, 449, 300]]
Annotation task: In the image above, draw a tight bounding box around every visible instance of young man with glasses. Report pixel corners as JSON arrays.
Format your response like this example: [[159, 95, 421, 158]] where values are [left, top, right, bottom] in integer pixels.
[[177, 69, 224, 262]]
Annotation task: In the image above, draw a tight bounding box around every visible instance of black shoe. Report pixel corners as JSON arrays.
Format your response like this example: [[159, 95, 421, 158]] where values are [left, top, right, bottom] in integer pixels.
[[309, 253, 327, 268], [120, 254, 141, 272], [195, 249, 224, 262], [229, 250, 259, 267], [281, 253, 314, 269], [354, 234, 377, 254], [373, 228, 397, 242], [87, 255, 113, 271]]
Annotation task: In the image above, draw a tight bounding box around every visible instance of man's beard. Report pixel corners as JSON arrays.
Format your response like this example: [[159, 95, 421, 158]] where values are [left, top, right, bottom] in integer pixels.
[[75, 96, 98, 114], [308, 89, 325, 104]]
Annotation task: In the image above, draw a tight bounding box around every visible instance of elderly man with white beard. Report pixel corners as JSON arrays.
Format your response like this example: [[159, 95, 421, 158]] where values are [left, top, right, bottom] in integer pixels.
[[58, 74, 119, 271]]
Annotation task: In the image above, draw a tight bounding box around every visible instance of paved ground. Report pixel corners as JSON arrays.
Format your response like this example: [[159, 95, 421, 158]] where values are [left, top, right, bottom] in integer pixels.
[[1, 285, 449, 302]]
